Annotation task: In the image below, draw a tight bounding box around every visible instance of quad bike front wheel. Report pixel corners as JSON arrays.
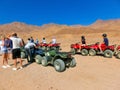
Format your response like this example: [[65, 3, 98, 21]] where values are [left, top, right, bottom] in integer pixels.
[[54, 59, 65, 72], [116, 52, 120, 59], [71, 48, 77, 55], [104, 50, 113, 58]]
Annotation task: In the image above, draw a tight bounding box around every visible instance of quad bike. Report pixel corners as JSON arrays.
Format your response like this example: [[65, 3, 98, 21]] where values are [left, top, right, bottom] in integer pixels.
[[41, 50, 76, 72], [39, 43, 61, 51], [21, 47, 45, 63], [114, 45, 120, 59], [89, 42, 115, 58], [70, 42, 91, 56], [47, 43, 61, 52], [70, 43, 80, 54], [38, 43, 48, 50]]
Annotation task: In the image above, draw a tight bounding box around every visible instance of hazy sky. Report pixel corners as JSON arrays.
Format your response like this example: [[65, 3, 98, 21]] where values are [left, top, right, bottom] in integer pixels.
[[0, 0, 120, 25]]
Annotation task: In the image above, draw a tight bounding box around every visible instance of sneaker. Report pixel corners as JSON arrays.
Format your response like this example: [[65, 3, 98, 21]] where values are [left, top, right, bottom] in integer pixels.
[[6, 65, 11, 67], [12, 68, 17, 71], [19, 67, 23, 70], [2, 65, 7, 69]]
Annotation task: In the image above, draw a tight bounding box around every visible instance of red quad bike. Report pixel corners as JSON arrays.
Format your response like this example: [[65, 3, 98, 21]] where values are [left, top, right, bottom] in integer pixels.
[[89, 42, 116, 58], [70, 43, 91, 56], [47, 43, 61, 52], [114, 45, 120, 59], [39, 43, 48, 50]]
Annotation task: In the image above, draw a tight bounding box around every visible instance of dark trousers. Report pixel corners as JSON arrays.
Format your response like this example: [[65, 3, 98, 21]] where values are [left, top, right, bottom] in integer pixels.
[[25, 47, 35, 60]]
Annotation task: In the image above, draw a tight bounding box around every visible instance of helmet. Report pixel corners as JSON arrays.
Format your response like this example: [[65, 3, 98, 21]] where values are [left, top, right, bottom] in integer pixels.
[[102, 33, 107, 37], [81, 36, 85, 38]]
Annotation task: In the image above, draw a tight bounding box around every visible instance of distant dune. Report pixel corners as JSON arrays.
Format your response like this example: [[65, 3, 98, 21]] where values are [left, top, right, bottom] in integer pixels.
[[0, 19, 120, 42]]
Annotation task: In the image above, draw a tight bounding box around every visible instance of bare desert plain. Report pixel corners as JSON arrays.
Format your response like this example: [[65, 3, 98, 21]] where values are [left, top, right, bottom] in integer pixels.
[[0, 19, 120, 90]]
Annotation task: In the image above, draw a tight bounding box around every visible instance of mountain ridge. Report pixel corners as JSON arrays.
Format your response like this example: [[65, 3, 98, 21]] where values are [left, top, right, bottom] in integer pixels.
[[0, 19, 120, 40]]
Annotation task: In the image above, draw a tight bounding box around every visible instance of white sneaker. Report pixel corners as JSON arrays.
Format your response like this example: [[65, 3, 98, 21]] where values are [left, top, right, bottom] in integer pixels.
[[12, 68, 17, 71], [19, 67, 23, 70], [6, 65, 11, 67], [2, 65, 7, 69]]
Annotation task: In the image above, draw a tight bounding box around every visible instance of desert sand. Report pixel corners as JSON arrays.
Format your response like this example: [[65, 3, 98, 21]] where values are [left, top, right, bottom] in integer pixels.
[[0, 20, 120, 90], [0, 37, 120, 90]]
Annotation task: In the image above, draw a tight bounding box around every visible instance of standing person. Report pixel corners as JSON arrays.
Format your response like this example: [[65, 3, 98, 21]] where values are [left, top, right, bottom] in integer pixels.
[[25, 38, 36, 62], [6, 35, 13, 60], [0, 36, 10, 68], [99, 33, 109, 53], [10, 33, 23, 70]]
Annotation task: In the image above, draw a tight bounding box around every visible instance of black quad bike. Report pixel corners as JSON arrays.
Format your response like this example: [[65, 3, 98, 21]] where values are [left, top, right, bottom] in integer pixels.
[[21, 47, 45, 63]]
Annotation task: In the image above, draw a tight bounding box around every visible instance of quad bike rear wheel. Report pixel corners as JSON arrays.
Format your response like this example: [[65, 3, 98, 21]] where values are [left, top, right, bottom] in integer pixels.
[[116, 52, 120, 59], [70, 58, 76, 67], [81, 49, 88, 56], [35, 55, 43, 64], [89, 49, 96, 56]]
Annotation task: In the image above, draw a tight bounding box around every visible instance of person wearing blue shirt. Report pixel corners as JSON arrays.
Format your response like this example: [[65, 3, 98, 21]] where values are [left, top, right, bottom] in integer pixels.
[[99, 33, 109, 53], [103, 34, 109, 46]]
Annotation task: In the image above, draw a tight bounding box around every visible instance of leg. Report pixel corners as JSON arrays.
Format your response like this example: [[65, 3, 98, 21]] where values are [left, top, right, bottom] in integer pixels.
[[2, 53, 7, 68], [2, 53, 5, 65], [4, 53, 8, 65], [99, 44, 102, 53], [13, 59, 17, 68], [17, 48, 23, 69], [18, 58, 23, 67], [12, 49, 18, 70]]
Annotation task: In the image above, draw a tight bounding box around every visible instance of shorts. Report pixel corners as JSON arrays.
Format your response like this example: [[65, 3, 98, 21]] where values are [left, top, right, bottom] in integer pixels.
[[7, 48, 12, 53], [1, 49, 8, 54], [12, 48, 21, 59]]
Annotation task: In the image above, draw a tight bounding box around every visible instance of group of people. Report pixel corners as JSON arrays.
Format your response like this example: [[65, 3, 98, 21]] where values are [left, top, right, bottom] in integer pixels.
[[0, 33, 24, 70], [41, 37, 56, 44], [0, 33, 108, 71], [0, 34, 57, 71]]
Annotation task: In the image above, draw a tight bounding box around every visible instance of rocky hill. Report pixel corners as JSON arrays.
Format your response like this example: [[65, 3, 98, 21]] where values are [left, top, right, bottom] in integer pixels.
[[0, 19, 120, 41]]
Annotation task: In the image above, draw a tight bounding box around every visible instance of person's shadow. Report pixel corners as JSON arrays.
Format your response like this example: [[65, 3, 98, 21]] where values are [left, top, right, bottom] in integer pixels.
[[10, 60, 33, 68], [22, 61, 33, 68]]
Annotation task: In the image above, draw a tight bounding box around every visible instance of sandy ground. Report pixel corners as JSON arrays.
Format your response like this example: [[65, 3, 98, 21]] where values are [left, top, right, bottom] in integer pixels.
[[0, 37, 120, 90]]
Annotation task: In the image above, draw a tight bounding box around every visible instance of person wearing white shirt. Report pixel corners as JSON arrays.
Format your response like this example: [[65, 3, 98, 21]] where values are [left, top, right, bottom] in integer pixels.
[[52, 37, 56, 44], [42, 37, 46, 43], [10, 33, 23, 70], [25, 38, 36, 49]]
